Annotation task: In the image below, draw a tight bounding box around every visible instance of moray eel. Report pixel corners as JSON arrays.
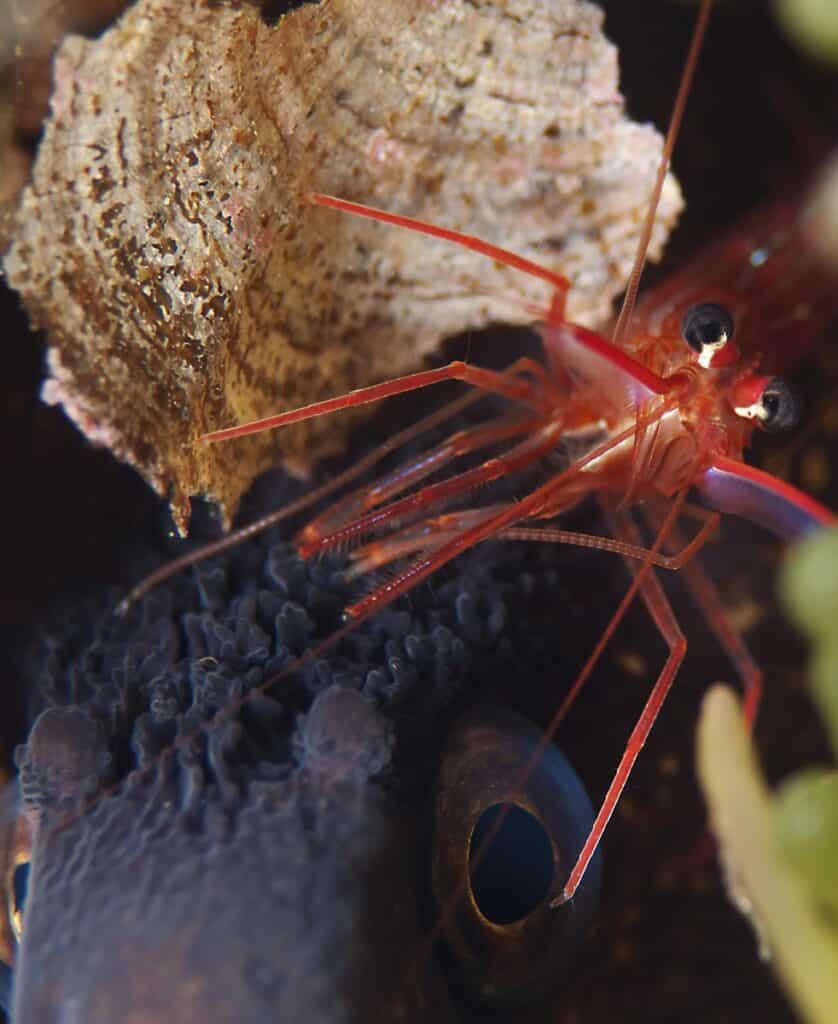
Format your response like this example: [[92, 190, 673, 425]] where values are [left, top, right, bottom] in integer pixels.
[[1, 480, 600, 1023]]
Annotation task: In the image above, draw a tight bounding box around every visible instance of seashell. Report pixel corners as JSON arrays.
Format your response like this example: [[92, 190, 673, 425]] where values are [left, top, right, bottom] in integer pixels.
[[3, 0, 682, 534]]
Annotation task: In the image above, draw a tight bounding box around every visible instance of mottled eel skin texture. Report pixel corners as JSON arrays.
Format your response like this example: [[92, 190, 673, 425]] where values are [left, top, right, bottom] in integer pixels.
[[10, 484, 578, 1023]]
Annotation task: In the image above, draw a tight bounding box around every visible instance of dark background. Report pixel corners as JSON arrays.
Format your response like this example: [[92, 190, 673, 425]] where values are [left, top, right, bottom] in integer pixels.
[[3, 1, 838, 1021]]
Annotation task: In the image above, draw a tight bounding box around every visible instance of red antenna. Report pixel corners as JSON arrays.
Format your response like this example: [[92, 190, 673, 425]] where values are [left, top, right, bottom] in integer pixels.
[[611, 0, 715, 349]]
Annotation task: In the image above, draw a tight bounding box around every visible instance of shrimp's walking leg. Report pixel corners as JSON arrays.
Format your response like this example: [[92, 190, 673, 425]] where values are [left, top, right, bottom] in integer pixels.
[[200, 358, 553, 444], [348, 508, 722, 579], [645, 508, 763, 726], [298, 413, 543, 554], [345, 508, 505, 578], [555, 506, 689, 904], [349, 515, 719, 578], [499, 511, 720, 570], [683, 557, 762, 725], [534, 500, 719, 728], [299, 420, 561, 558], [342, 411, 676, 620]]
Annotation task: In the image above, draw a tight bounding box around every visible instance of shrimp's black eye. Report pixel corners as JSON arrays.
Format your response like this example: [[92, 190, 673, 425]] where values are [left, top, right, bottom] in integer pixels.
[[759, 378, 800, 433], [430, 706, 600, 1008], [732, 375, 800, 433], [681, 302, 735, 367]]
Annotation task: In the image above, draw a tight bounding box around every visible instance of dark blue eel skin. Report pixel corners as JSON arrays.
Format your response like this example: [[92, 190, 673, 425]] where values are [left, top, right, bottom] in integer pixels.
[[6, 464, 600, 1023]]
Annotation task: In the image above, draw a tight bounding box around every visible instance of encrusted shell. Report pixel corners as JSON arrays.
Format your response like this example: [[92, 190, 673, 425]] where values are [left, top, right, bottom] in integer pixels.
[[4, 0, 682, 532]]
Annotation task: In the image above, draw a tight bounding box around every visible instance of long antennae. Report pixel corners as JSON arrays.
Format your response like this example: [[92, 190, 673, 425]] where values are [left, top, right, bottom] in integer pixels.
[[611, 0, 715, 350]]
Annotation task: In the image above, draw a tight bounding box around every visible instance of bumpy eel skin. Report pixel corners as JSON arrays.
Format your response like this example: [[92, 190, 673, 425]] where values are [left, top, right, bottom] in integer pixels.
[[7, 454, 595, 1023], [13, 541, 460, 1021]]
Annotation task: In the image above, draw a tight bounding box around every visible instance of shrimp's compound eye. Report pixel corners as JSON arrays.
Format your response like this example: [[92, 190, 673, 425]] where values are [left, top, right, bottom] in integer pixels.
[[733, 376, 800, 433], [681, 302, 736, 368], [757, 378, 801, 433]]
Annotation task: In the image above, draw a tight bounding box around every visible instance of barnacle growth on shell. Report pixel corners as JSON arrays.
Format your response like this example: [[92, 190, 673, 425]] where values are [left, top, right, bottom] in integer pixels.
[[3, 0, 682, 534]]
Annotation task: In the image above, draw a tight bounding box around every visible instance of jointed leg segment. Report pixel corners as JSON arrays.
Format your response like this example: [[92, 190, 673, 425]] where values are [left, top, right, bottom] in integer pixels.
[[553, 500, 690, 903], [200, 358, 553, 444]]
